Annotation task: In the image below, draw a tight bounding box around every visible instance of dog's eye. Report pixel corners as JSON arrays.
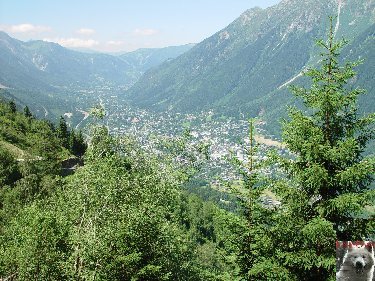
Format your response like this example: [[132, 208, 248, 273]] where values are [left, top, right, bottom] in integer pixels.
[[354, 256, 358, 258]]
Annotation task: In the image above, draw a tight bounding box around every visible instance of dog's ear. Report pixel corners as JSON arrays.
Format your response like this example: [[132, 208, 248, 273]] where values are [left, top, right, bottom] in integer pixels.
[[364, 241, 373, 253], [348, 241, 354, 251]]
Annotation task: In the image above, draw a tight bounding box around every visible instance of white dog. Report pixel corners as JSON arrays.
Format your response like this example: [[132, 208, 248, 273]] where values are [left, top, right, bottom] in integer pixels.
[[337, 241, 374, 281]]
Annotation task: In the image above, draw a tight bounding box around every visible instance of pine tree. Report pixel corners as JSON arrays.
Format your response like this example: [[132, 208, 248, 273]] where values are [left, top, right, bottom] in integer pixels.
[[234, 121, 295, 280], [8, 100, 16, 114], [23, 106, 32, 118], [282, 17, 374, 240], [56, 116, 69, 149], [68, 129, 87, 157], [257, 17, 375, 280], [236, 18, 374, 281], [235, 120, 262, 276], [75, 130, 87, 157], [69, 129, 76, 154]]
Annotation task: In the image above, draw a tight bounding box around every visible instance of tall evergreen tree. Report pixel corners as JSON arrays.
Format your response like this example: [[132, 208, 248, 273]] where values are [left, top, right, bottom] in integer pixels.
[[233, 120, 261, 275], [8, 100, 16, 114], [68, 129, 76, 154], [75, 130, 87, 157], [234, 121, 294, 280], [68, 129, 87, 157], [281, 17, 374, 240], [56, 116, 69, 149], [23, 106, 32, 119], [237, 18, 374, 280]]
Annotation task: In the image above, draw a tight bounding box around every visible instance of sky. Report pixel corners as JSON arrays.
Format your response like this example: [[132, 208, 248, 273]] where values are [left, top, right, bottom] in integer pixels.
[[0, 0, 281, 53]]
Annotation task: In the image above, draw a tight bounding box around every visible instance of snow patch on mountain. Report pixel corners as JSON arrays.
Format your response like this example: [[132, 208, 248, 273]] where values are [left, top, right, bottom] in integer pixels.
[[334, 0, 343, 38], [32, 54, 48, 71]]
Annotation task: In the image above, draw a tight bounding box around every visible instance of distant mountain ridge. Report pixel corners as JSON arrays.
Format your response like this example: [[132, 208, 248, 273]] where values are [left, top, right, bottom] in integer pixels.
[[0, 32, 194, 122], [119, 44, 195, 73], [0, 32, 132, 90], [0, 31, 194, 91], [125, 0, 375, 128]]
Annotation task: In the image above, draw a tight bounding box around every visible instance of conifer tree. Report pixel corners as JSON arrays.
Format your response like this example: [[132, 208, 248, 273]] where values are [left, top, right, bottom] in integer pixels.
[[68, 129, 76, 153], [75, 130, 87, 156], [23, 106, 32, 118], [56, 116, 69, 149], [237, 18, 374, 281], [8, 100, 16, 114], [253, 17, 375, 280], [68, 129, 87, 157], [281, 17, 374, 240], [234, 121, 294, 280], [235, 120, 262, 275]]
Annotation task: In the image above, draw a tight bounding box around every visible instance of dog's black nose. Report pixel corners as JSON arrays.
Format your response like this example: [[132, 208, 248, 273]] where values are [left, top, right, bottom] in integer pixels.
[[355, 261, 364, 268]]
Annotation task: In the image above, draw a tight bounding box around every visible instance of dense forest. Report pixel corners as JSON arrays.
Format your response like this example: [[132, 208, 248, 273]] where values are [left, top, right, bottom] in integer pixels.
[[0, 21, 374, 281]]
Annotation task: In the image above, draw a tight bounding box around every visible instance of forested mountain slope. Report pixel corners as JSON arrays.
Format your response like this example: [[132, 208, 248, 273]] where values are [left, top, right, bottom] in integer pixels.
[[126, 0, 375, 125]]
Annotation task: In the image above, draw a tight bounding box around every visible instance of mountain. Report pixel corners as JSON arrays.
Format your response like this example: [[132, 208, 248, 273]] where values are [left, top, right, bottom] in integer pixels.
[[126, 0, 375, 131], [0, 32, 135, 90], [0, 32, 193, 121], [119, 44, 195, 73], [0, 32, 195, 91]]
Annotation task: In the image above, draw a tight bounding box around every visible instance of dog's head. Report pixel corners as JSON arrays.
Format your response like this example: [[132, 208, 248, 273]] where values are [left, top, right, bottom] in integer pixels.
[[347, 242, 374, 274]]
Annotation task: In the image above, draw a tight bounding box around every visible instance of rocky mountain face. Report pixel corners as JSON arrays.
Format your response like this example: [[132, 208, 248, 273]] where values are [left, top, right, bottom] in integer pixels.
[[125, 0, 374, 126]]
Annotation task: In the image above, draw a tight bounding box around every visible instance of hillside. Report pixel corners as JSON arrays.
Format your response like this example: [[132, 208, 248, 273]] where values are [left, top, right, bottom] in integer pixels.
[[0, 99, 87, 164], [125, 0, 375, 131]]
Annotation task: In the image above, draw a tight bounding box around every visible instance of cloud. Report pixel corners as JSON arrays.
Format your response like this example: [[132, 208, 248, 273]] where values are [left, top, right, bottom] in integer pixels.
[[76, 28, 95, 35], [43, 38, 99, 48], [106, 40, 124, 46], [0, 23, 52, 34], [133, 28, 159, 36]]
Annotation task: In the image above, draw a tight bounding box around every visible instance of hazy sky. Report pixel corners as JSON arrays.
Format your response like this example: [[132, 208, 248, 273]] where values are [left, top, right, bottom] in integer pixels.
[[0, 0, 281, 52]]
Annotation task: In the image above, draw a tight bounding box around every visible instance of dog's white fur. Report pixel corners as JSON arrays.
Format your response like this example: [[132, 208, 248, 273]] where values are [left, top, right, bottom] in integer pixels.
[[337, 242, 374, 281]]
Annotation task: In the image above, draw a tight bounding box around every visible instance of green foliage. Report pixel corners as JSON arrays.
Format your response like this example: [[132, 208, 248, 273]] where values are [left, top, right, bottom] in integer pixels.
[[8, 100, 16, 114], [230, 120, 281, 280], [281, 18, 374, 240], [0, 100, 83, 241], [23, 105, 32, 119], [55, 116, 87, 157], [0, 121, 232, 280], [178, 192, 242, 280], [0, 146, 20, 186], [233, 19, 374, 281], [56, 116, 69, 148], [69, 129, 87, 157], [1, 203, 70, 281]]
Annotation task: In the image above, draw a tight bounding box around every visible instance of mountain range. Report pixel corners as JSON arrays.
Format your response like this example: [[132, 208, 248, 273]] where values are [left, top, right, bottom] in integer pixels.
[[0, 32, 194, 91], [0, 32, 194, 121], [0, 0, 374, 137], [125, 0, 374, 134]]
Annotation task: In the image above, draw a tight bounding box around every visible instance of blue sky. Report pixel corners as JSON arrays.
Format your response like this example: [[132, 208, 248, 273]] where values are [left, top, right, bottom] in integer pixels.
[[0, 0, 281, 52]]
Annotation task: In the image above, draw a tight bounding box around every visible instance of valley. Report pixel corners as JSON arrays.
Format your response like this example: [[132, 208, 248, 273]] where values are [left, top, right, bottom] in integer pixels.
[[62, 86, 283, 189]]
